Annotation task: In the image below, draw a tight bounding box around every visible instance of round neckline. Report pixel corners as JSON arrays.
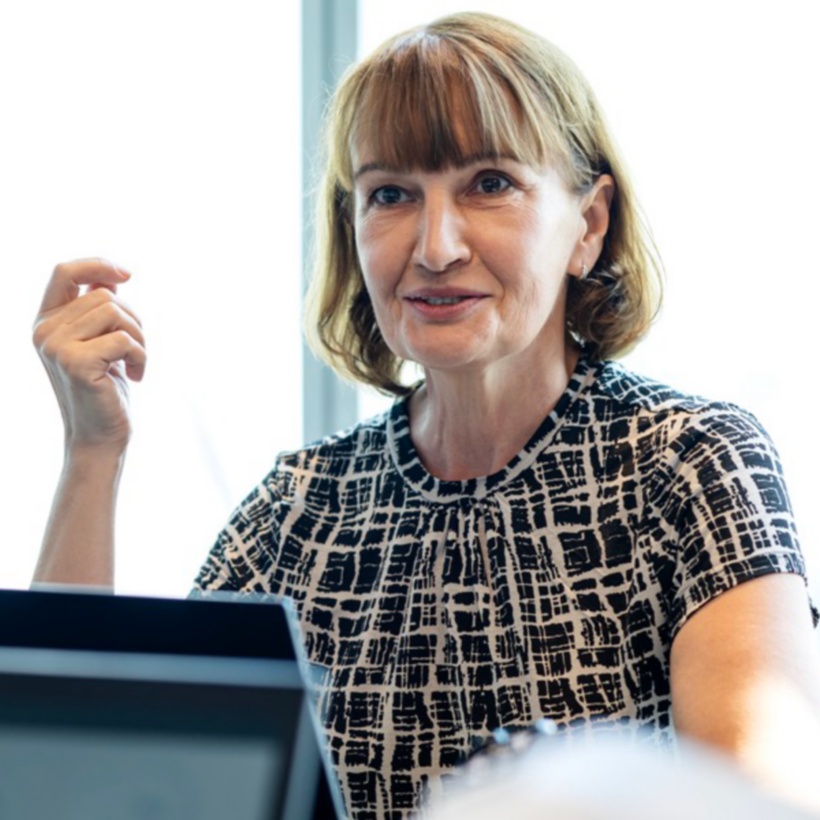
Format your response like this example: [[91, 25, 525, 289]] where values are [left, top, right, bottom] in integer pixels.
[[386, 356, 600, 503]]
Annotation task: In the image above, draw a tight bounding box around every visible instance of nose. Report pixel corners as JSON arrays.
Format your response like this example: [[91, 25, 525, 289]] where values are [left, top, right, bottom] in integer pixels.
[[412, 193, 471, 274]]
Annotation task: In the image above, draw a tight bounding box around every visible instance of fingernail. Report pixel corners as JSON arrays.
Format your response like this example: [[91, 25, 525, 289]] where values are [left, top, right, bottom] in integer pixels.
[[113, 265, 131, 280]]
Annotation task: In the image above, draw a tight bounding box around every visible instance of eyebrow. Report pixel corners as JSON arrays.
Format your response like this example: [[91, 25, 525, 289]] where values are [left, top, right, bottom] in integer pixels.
[[352, 153, 517, 181]]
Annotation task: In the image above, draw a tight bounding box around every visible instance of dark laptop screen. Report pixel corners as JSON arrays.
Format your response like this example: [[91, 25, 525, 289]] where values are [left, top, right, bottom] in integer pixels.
[[0, 588, 340, 820]]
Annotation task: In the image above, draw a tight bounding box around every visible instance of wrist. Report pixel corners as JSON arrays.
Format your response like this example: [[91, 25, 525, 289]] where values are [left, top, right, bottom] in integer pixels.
[[63, 443, 128, 481]]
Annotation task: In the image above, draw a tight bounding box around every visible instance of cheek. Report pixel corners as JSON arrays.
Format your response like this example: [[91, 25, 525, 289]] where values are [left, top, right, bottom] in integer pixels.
[[355, 221, 389, 289], [354, 240, 394, 329], [358, 263, 394, 319], [524, 210, 579, 277], [356, 230, 411, 318], [494, 215, 575, 320]]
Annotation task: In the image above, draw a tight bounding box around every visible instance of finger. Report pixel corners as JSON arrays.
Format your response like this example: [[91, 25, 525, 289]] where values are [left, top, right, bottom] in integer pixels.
[[125, 359, 146, 382], [88, 281, 118, 295], [67, 300, 147, 351], [97, 330, 147, 383], [64, 332, 147, 386], [91, 289, 143, 331], [39, 258, 132, 315], [36, 283, 143, 339]]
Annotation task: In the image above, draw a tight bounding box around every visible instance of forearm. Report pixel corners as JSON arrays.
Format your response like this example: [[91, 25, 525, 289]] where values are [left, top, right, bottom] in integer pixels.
[[672, 574, 820, 813], [32, 447, 125, 589]]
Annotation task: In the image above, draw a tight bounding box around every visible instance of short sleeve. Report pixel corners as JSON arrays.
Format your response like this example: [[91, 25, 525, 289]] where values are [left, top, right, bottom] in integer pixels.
[[193, 466, 287, 593], [652, 406, 816, 638]]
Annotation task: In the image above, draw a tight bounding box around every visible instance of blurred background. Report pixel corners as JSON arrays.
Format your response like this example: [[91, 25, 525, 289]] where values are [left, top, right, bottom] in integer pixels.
[[1, 1, 817, 608]]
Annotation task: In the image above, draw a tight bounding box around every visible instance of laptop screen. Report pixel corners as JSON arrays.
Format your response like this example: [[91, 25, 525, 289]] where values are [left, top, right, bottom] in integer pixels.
[[0, 588, 340, 820]]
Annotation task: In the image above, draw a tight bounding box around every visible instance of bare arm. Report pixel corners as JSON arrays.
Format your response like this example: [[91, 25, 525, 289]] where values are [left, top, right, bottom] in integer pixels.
[[31, 259, 146, 589], [671, 573, 820, 812], [33, 447, 125, 588]]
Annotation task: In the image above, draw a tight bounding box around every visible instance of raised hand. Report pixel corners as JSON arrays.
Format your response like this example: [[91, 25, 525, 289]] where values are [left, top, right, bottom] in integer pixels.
[[32, 258, 146, 454]]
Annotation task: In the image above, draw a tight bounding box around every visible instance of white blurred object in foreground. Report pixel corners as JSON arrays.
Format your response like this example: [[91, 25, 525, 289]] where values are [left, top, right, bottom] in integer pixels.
[[424, 733, 816, 819]]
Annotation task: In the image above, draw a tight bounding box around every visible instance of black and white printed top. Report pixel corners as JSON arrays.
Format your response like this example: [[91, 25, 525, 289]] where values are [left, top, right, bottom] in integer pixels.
[[195, 357, 810, 820]]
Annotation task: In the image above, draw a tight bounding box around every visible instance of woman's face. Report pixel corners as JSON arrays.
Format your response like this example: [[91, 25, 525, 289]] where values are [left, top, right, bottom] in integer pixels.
[[352, 148, 600, 380]]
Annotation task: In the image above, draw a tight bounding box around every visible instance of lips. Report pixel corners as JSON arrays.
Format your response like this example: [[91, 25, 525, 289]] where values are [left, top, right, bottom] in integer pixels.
[[405, 287, 487, 302], [403, 288, 488, 319]]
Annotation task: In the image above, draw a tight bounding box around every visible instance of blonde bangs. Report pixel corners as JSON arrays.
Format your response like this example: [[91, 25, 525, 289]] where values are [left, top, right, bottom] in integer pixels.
[[336, 34, 562, 189]]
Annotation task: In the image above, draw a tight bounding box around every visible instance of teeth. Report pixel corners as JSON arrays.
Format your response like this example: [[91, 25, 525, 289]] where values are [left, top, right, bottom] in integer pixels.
[[422, 296, 465, 305]]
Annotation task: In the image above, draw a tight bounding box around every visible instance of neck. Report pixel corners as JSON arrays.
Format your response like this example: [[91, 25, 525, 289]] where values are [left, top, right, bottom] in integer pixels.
[[409, 341, 581, 480]]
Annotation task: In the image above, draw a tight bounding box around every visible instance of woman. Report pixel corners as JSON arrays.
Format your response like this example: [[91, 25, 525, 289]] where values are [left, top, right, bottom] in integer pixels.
[[32, 12, 819, 820]]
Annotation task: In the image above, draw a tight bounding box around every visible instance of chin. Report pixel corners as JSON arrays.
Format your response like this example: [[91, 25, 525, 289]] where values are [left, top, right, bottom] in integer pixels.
[[397, 327, 496, 372], [405, 347, 491, 375]]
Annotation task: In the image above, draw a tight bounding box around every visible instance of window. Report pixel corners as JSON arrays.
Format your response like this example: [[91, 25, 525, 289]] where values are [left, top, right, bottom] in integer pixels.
[[1, 1, 302, 595]]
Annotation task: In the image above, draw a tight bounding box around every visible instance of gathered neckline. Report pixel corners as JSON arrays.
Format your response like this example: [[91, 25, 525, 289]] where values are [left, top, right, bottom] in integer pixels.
[[386, 356, 600, 503]]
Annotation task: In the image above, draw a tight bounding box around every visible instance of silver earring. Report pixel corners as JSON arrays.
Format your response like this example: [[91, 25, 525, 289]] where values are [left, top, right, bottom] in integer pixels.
[[580, 262, 588, 279]]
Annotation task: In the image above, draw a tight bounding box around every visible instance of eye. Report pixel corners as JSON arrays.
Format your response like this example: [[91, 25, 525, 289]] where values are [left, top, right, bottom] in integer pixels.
[[473, 173, 513, 195], [370, 185, 411, 206]]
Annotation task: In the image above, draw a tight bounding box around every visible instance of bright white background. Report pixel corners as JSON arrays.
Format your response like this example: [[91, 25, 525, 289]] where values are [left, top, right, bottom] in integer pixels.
[[359, 1, 820, 604], [1, 1, 817, 608], [0, 0, 302, 596]]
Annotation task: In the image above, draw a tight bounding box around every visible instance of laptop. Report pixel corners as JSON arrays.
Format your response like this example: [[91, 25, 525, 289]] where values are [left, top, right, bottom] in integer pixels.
[[0, 587, 342, 820]]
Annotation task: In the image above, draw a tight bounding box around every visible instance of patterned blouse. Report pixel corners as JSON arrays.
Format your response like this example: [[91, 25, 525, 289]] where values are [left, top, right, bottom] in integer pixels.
[[195, 357, 810, 820]]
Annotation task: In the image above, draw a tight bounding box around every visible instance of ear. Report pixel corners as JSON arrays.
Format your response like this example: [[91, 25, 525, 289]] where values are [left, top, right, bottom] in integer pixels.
[[569, 174, 615, 278]]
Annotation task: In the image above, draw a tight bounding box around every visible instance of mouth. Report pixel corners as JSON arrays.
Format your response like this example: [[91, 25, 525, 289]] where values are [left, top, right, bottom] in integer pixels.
[[408, 295, 474, 306], [403, 291, 487, 319]]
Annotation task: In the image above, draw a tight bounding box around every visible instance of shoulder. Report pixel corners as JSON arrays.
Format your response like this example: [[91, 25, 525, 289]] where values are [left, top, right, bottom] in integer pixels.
[[219, 407, 395, 524], [589, 359, 777, 460], [587, 362, 809, 636], [271, 406, 396, 494], [194, 407, 397, 591], [593, 359, 757, 421], [222, 405, 400, 521], [582, 359, 792, 531]]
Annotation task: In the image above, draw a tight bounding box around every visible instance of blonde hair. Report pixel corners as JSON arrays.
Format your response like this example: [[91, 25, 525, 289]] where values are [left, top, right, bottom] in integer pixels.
[[305, 12, 662, 395]]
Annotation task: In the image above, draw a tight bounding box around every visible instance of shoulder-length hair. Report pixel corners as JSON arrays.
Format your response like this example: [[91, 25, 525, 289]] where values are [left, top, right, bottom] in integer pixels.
[[305, 12, 662, 395]]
